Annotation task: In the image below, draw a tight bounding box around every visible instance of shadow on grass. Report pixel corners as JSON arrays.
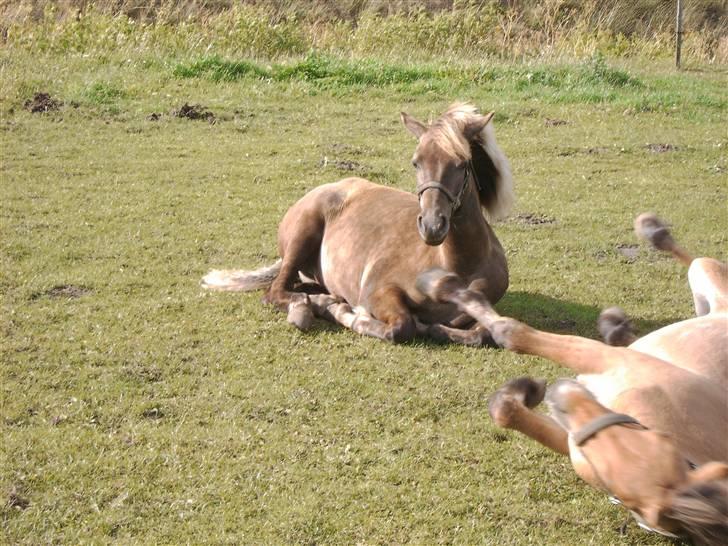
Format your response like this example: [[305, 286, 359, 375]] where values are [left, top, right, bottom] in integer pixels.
[[496, 290, 681, 339]]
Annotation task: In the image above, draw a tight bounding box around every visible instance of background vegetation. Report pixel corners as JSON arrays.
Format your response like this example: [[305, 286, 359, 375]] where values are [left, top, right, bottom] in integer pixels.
[[2, 1, 727, 544], [1, 0, 727, 62]]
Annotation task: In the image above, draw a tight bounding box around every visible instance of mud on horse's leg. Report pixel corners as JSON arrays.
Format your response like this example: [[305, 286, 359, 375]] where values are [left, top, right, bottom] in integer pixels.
[[489, 377, 569, 455]]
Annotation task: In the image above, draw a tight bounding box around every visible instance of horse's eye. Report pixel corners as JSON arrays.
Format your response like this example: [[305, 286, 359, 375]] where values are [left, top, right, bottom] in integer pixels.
[[412, 160, 419, 169]]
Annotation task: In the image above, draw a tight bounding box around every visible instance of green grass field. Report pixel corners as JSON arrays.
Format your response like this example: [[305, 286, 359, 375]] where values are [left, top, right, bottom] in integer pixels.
[[2, 17, 727, 543]]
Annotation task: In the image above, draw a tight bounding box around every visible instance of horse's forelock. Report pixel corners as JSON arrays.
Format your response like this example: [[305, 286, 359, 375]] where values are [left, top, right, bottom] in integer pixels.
[[423, 103, 514, 221], [667, 479, 728, 545]]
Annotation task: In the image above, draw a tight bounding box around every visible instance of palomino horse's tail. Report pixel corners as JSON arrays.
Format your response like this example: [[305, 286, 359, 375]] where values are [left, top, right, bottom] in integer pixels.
[[201, 260, 282, 291], [634, 212, 693, 266]]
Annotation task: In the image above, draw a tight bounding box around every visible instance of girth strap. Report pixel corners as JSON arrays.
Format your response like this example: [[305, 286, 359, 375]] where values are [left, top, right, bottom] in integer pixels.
[[572, 413, 644, 446]]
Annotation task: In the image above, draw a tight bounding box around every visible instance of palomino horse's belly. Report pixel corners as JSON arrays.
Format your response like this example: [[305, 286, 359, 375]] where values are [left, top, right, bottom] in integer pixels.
[[628, 314, 727, 389]]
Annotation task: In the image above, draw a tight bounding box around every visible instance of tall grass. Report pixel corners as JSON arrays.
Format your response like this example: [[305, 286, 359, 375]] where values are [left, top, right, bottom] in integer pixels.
[[2, 0, 726, 63]]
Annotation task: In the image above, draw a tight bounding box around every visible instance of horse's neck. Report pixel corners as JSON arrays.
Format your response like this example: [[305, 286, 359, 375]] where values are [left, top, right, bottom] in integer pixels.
[[440, 184, 491, 270]]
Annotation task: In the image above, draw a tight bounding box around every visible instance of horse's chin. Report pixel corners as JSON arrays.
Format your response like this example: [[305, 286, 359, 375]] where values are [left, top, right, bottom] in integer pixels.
[[420, 233, 447, 246]]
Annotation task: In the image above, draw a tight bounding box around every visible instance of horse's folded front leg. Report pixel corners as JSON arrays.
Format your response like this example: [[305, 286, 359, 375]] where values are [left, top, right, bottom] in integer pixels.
[[489, 377, 569, 455], [324, 301, 393, 341], [424, 322, 495, 347]]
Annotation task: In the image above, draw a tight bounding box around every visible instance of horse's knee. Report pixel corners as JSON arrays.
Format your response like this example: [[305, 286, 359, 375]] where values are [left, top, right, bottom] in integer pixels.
[[489, 318, 525, 351], [385, 316, 416, 344]]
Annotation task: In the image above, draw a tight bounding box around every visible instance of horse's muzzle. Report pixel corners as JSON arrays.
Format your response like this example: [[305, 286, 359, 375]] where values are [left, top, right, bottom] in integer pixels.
[[417, 212, 449, 245], [545, 379, 595, 430]]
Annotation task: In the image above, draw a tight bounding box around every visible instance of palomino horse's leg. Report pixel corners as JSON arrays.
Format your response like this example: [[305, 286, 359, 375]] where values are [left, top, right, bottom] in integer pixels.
[[635, 212, 728, 316], [597, 307, 637, 347], [417, 268, 629, 374], [489, 377, 569, 455]]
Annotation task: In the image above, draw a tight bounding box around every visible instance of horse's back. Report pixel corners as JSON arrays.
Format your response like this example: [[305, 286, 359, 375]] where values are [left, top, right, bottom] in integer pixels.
[[316, 180, 429, 305]]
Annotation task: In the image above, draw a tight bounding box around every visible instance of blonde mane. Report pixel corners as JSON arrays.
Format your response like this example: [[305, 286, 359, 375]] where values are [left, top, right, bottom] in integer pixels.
[[428, 102, 514, 220]]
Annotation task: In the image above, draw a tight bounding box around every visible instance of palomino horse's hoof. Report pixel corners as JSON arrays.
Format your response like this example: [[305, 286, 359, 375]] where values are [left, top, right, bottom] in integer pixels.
[[634, 213, 675, 252], [488, 377, 547, 428], [416, 268, 467, 303], [598, 307, 637, 347], [287, 300, 314, 331]]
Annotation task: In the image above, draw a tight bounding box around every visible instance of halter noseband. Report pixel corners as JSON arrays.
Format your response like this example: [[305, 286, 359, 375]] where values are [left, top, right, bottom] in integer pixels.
[[572, 412, 644, 446], [416, 162, 473, 211]]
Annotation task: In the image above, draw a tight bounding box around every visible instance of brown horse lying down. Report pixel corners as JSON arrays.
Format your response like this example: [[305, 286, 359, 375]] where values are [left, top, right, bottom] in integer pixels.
[[417, 213, 727, 544], [203, 104, 514, 344]]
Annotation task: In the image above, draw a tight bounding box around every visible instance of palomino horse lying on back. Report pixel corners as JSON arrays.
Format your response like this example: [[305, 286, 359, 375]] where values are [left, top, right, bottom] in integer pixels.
[[203, 103, 514, 344], [417, 213, 727, 544]]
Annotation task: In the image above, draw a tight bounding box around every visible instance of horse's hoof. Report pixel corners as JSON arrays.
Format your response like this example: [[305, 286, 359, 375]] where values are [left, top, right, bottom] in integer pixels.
[[488, 377, 546, 428], [598, 307, 636, 346], [634, 213, 675, 251], [287, 301, 314, 331], [416, 268, 467, 302]]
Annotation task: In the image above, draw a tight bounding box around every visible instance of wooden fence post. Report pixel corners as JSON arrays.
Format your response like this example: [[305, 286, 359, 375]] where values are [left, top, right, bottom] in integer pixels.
[[676, 0, 684, 69]]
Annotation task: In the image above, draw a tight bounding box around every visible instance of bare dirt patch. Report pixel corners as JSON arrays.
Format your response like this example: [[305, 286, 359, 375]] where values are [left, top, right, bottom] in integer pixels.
[[544, 118, 569, 127], [7, 487, 29, 510], [645, 143, 678, 153], [173, 103, 215, 122], [318, 157, 365, 171], [31, 285, 91, 300], [324, 143, 374, 156], [510, 212, 556, 225], [24, 92, 62, 113], [141, 407, 164, 419], [616, 244, 639, 261]]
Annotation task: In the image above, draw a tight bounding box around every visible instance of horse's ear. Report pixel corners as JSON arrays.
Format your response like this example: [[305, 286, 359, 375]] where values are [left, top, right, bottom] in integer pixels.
[[464, 111, 495, 141], [401, 112, 427, 139]]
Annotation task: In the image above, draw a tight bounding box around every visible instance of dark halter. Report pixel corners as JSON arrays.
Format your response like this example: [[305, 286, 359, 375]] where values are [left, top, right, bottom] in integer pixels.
[[417, 161, 476, 211], [572, 412, 644, 446], [571, 410, 696, 538]]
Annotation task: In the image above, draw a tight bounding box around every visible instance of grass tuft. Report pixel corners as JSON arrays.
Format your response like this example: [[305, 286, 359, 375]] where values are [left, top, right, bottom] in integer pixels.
[[84, 82, 126, 104]]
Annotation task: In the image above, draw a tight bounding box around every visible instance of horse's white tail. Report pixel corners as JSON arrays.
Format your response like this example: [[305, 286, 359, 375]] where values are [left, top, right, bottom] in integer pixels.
[[201, 260, 282, 291]]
